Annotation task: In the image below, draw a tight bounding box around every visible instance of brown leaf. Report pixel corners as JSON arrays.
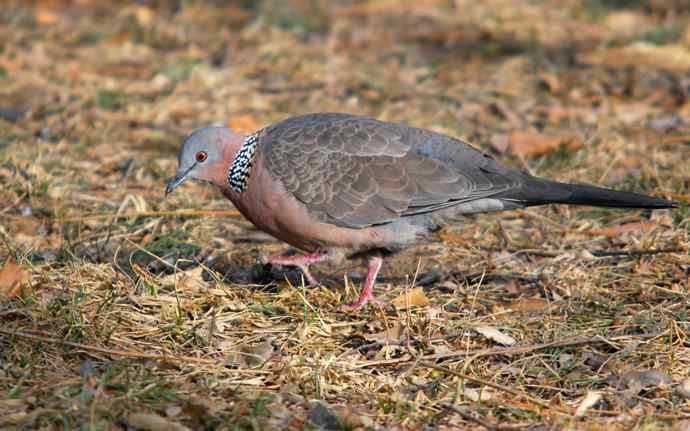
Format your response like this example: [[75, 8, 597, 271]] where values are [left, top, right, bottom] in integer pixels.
[[158, 267, 207, 292], [463, 386, 493, 402], [538, 73, 561, 93], [392, 287, 429, 309], [365, 323, 404, 343], [226, 339, 275, 369], [575, 391, 602, 417], [34, 9, 60, 26], [604, 11, 652, 39], [0, 260, 31, 300], [619, 369, 673, 395], [227, 115, 258, 133], [587, 221, 657, 238], [505, 298, 551, 313], [505, 130, 583, 158], [580, 42, 690, 71]]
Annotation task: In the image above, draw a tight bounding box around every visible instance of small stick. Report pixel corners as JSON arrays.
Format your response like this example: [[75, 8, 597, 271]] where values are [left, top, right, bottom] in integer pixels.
[[354, 331, 665, 367], [0, 328, 214, 364], [57, 209, 242, 222], [425, 362, 571, 414], [588, 248, 686, 257], [0, 328, 265, 373], [442, 403, 502, 430]]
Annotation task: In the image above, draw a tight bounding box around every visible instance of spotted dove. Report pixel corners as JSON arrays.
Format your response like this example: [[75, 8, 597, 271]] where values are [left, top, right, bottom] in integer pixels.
[[165, 113, 677, 310]]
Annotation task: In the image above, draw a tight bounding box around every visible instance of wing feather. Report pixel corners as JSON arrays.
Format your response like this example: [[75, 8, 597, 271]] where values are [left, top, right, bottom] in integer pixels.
[[260, 113, 520, 228]]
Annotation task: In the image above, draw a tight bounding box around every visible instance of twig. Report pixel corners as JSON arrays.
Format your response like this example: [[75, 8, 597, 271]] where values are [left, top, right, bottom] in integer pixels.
[[426, 362, 571, 414], [0, 328, 265, 373], [442, 403, 501, 430], [258, 83, 325, 94], [0, 328, 214, 364], [354, 331, 665, 367], [57, 209, 242, 222], [588, 248, 687, 257], [481, 247, 686, 259], [431, 331, 666, 361], [442, 404, 535, 430]]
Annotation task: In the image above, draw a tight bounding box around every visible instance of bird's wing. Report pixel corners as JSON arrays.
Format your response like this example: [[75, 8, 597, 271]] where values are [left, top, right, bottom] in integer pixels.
[[261, 113, 520, 228]]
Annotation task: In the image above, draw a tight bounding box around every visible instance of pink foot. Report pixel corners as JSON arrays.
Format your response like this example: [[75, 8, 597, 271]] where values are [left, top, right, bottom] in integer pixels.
[[341, 255, 387, 312], [261, 251, 327, 285]]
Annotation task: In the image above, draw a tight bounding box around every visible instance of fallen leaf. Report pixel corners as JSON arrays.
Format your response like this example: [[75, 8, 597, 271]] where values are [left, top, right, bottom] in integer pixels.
[[489, 134, 510, 154], [463, 386, 492, 402], [226, 338, 275, 368], [473, 325, 517, 346], [158, 267, 207, 292], [127, 412, 192, 431], [619, 369, 673, 394], [580, 42, 690, 71], [587, 221, 657, 238], [228, 115, 258, 133], [165, 405, 182, 418], [0, 260, 31, 300], [505, 298, 551, 313], [34, 9, 60, 26], [575, 391, 602, 417], [538, 73, 561, 93], [604, 11, 651, 39], [503, 130, 582, 158], [392, 287, 429, 309], [132, 6, 155, 26], [365, 323, 404, 343]]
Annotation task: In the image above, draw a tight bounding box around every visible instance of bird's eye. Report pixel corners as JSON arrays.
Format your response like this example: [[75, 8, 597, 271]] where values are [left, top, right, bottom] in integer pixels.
[[195, 151, 208, 162]]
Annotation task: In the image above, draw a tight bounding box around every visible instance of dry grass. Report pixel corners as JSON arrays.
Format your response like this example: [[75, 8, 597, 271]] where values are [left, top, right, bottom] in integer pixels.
[[0, 0, 689, 429]]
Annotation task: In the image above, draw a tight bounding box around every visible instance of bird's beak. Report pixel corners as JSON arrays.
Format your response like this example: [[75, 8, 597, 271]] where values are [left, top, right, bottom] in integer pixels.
[[165, 163, 196, 196]]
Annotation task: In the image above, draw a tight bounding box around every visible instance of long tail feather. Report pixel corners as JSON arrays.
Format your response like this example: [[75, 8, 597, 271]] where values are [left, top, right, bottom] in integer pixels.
[[499, 177, 678, 209]]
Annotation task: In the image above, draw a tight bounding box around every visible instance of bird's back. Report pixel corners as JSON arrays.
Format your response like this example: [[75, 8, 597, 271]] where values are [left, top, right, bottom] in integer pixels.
[[257, 113, 524, 229]]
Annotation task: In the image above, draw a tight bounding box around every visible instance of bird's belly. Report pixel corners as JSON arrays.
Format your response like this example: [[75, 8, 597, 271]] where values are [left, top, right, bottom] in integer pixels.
[[228, 187, 395, 256]]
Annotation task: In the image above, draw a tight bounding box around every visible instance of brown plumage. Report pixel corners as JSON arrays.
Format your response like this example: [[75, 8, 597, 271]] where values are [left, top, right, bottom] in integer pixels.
[[166, 113, 677, 310]]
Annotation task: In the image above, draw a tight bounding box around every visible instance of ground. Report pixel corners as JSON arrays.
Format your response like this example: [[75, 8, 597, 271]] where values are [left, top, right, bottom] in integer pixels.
[[0, 1, 689, 430]]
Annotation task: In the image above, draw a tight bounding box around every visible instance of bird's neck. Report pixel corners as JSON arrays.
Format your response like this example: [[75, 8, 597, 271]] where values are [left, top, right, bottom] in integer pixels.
[[227, 132, 259, 193], [203, 132, 250, 191]]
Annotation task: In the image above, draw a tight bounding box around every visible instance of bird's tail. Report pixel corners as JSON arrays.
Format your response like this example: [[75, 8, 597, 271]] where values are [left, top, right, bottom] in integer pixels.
[[498, 176, 678, 209]]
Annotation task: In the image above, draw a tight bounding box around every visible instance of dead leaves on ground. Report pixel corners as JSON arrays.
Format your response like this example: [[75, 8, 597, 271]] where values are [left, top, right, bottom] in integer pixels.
[[491, 130, 583, 158], [1, 1, 689, 429], [0, 259, 31, 300], [157, 266, 207, 292], [225, 338, 275, 369], [391, 287, 429, 309], [586, 221, 660, 238], [580, 42, 690, 72], [473, 325, 517, 346]]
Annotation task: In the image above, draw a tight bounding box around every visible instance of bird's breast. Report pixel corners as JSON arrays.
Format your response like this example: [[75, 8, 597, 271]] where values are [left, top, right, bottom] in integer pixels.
[[222, 156, 397, 256]]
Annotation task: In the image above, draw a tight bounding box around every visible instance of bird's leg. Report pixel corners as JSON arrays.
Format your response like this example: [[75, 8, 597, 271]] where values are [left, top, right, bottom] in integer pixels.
[[260, 251, 328, 285], [342, 254, 387, 311]]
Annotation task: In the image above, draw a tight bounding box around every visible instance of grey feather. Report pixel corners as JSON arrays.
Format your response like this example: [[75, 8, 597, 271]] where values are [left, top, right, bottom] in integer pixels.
[[259, 113, 523, 228]]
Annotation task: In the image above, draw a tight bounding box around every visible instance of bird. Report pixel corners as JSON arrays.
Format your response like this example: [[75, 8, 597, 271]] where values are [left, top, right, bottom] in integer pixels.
[[165, 112, 677, 310]]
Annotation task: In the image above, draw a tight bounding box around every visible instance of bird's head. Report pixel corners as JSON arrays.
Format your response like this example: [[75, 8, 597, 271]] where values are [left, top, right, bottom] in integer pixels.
[[165, 126, 245, 195]]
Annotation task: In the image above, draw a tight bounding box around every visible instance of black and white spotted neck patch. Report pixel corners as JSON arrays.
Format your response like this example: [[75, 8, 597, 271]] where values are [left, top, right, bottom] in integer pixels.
[[227, 132, 258, 193]]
